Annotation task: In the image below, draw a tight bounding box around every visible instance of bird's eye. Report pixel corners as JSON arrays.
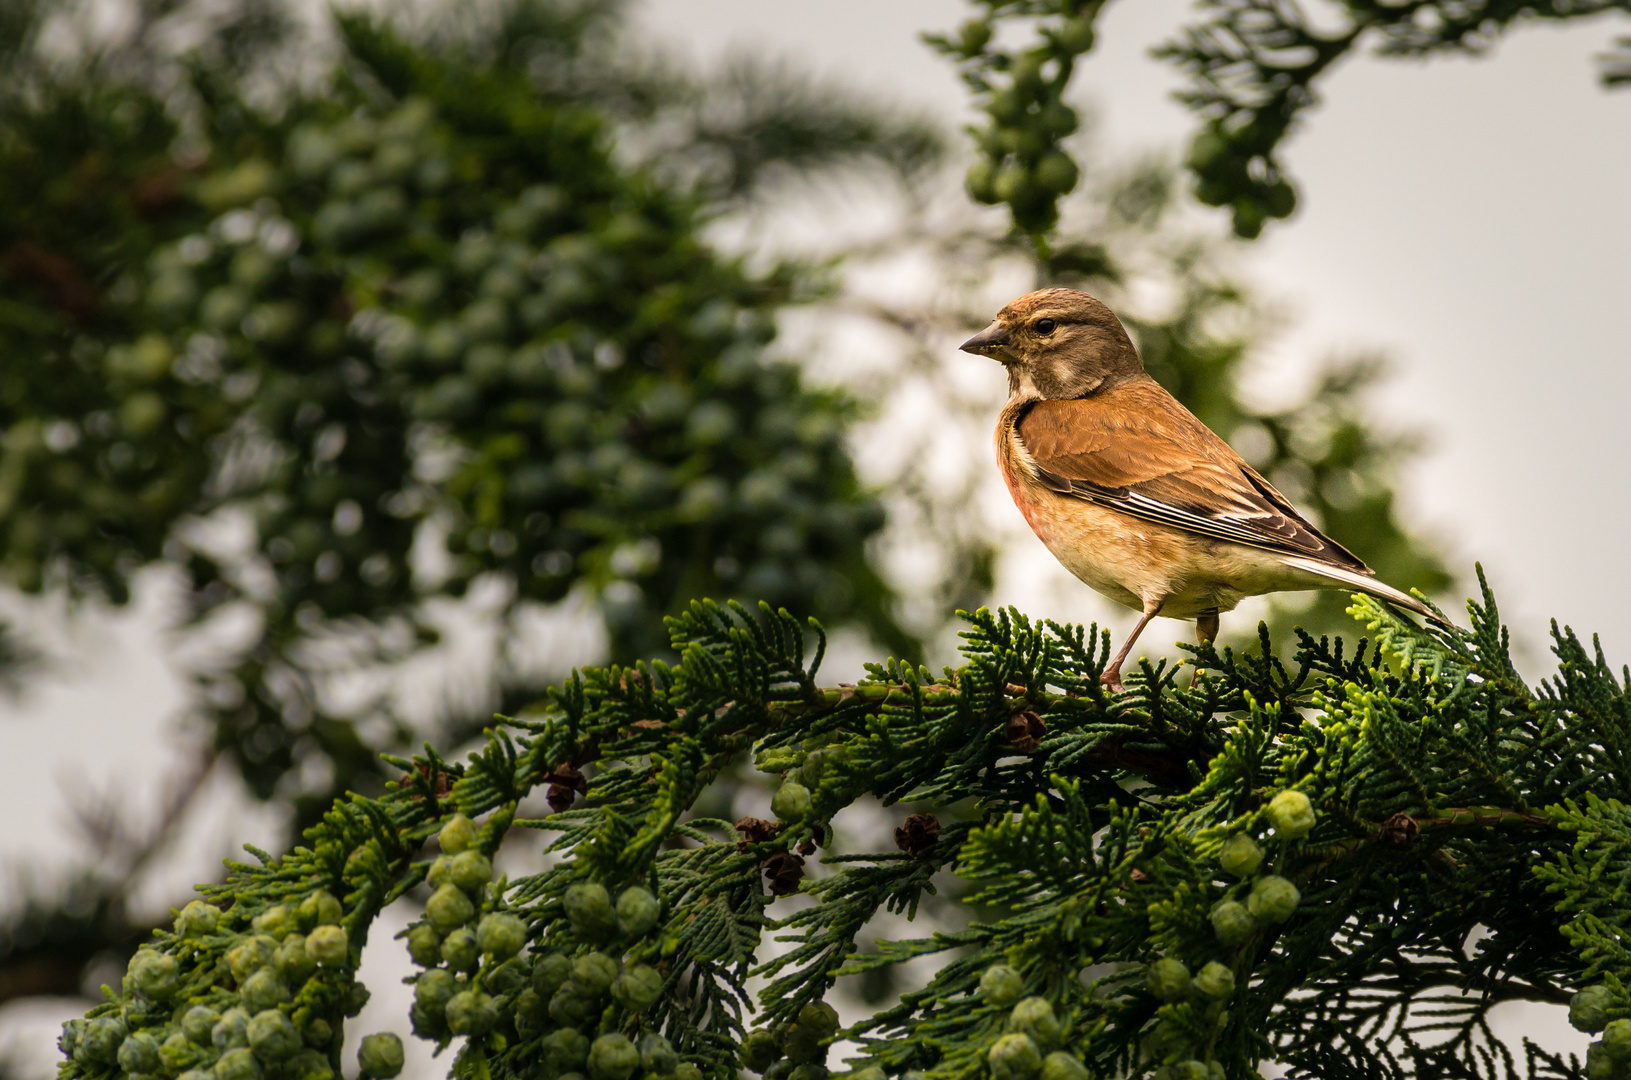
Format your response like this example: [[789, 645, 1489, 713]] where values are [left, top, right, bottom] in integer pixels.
[[1035, 318, 1056, 335]]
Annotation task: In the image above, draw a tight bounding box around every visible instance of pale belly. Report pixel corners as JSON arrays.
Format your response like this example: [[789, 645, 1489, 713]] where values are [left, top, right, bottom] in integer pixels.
[[1005, 472, 1325, 620]]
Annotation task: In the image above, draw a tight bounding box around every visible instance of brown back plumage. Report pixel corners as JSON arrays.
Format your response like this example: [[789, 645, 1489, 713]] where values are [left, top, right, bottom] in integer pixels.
[[1010, 336, 1372, 575]]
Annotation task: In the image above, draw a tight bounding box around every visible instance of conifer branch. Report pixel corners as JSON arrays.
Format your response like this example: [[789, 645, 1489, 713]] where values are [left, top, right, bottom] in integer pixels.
[[53, 583, 1631, 1080]]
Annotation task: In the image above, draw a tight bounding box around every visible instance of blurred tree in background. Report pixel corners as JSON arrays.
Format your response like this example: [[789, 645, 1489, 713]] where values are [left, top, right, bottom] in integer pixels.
[[0, 0, 1459, 1050]]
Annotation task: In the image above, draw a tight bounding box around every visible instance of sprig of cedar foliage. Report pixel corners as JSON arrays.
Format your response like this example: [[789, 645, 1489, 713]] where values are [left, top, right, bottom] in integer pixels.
[[55, 572, 1631, 1080]]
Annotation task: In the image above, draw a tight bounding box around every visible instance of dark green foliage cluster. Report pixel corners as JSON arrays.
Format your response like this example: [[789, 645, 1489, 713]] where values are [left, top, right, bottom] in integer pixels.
[[1155, 0, 1631, 236], [0, 2, 909, 817], [926, 1, 1101, 238], [60, 574, 1631, 1080]]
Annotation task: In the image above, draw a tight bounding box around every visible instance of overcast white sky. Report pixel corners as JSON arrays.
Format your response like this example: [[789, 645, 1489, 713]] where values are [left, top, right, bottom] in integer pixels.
[[0, 0, 1626, 1069], [637, 0, 1631, 665]]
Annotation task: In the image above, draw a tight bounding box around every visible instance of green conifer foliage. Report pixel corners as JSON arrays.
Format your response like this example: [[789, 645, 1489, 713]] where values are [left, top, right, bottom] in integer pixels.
[[0, 4, 910, 811], [55, 575, 1631, 1080]]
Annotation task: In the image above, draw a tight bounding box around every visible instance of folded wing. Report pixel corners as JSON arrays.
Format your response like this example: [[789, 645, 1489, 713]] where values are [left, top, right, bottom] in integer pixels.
[[1015, 385, 1372, 576]]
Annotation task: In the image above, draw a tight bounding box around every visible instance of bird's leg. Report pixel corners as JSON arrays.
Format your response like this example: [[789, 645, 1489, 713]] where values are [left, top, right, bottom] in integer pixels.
[[1102, 602, 1162, 693], [1196, 611, 1219, 646]]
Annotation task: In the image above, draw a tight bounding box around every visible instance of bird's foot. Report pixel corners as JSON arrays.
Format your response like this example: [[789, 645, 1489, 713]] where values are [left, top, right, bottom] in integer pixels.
[[1099, 669, 1124, 694]]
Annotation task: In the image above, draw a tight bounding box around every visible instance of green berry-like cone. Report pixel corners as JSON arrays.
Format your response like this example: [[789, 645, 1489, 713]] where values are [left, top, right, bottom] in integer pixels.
[[542, 1029, 591, 1073], [440, 927, 480, 971], [1574, 985, 1616, 1033], [303, 1018, 332, 1048], [358, 1033, 405, 1079], [445, 990, 497, 1036], [515, 986, 547, 1023], [426, 883, 476, 932], [130, 949, 180, 999], [981, 964, 1025, 1005], [1040, 1052, 1089, 1080], [1007, 998, 1061, 1050], [1266, 790, 1316, 838], [439, 813, 480, 854], [240, 969, 291, 1012], [405, 924, 441, 967], [77, 1017, 126, 1065], [160, 1031, 207, 1074], [299, 891, 342, 929], [574, 951, 620, 994], [290, 1048, 334, 1080], [781, 1026, 823, 1065], [1145, 958, 1190, 1001], [1588, 1041, 1618, 1080], [1606, 1018, 1631, 1061], [798, 1002, 840, 1039], [1056, 14, 1095, 52], [345, 981, 370, 1018], [588, 1034, 641, 1080], [565, 882, 618, 940], [1246, 876, 1300, 924], [247, 1010, 300, 1062], [226, 936, 277, 982], [1591, 1044, 1617, 1080], [213, 1008, 250, 1052], [1209, 899, 1257, 946], [549, 984, 597, 1025], [533, 951, 573, 996], [616, 886, 661, 936], [485, 957, 529, 996], [252, 906, 293, 940], [989, 1033, 1043, 1080], [772, 782, 813, 820], [742, 1029, 782, 1072], [117, 1032, 162, 1074], [1194, 961, 1236, 1000], [476, 912, 526, 959], [446, 850, 493, 893], [216, 1047, 264, 1080], [1034, 152, 1079, 196], [176, 900, 221, 939], [612, 963, 664, 1009], [414, 969, 456, 1011], [181, 1006, 220, 1045], [276, 935, 317, 982], [305, 924, 350, 966], [1219, 834, 1264, 878], [639, 1034, 678, 1074], [966, 158, 1001, 205]]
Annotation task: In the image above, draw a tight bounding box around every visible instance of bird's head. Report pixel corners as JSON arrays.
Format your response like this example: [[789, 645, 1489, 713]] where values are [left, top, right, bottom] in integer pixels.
[[959, 287, 1142, 400]]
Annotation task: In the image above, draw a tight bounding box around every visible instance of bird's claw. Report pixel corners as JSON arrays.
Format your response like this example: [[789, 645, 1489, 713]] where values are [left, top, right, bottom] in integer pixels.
[[1099, 670, 1124, 694]]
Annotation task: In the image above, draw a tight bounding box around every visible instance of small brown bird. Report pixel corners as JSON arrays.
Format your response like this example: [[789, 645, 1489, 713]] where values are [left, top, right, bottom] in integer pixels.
[[962, 287, 1444, 692]]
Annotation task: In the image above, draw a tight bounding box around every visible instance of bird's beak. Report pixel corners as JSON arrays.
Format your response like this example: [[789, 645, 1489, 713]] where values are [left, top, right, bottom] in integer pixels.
[[959, 320, 1011, 360]]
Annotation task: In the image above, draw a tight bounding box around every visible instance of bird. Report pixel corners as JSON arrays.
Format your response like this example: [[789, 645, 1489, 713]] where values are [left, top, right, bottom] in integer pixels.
[[961, 287, 1446, 692]]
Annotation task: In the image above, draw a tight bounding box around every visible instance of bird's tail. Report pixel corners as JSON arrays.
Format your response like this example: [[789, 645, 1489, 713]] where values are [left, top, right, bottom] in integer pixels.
[[1283, 557, 1452, 629]]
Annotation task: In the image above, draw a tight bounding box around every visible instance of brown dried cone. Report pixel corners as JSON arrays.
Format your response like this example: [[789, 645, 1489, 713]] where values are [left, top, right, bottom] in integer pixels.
[[760, 852, 806, 895], [1382, 812, 1420, 846], [1006, 712, 1047, 754], [414, 763, 454, 797], [895, 813, 940, 855], [735, 817, 779, 851], [545, 764, 587, 813]]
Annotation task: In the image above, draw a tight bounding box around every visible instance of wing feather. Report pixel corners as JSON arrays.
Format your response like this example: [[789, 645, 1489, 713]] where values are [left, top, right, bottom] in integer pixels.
[[1015, 384, 1371, 575]]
